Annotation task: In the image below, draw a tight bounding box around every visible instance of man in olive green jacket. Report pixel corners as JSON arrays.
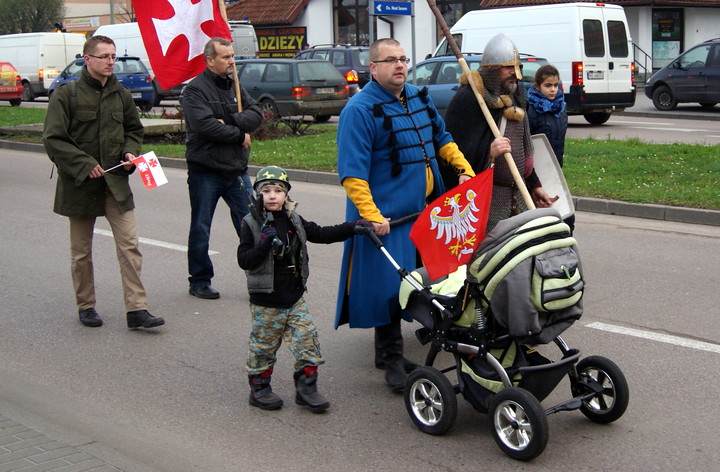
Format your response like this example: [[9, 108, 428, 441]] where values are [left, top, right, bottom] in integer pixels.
[[43, 35, 164, 330]]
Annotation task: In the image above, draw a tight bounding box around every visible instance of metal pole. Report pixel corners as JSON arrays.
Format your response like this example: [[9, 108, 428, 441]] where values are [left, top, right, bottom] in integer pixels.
[[410, 0, 416, 83], [369, 1, 375, 44]]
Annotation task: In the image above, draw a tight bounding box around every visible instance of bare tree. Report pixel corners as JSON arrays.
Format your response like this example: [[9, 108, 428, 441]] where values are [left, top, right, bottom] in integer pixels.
[[113, 0, 136, 23], [0, 0, 65, 34]]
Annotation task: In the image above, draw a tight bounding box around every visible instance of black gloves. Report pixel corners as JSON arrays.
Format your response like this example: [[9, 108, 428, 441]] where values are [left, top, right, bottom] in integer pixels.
[[258, 226, 277, 248], [354, 219, 374, 235]]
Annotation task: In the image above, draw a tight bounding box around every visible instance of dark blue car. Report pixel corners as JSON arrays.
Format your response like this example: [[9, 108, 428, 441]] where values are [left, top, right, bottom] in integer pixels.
[[408, 54, 551, 118], [48, 55, 157, 111]]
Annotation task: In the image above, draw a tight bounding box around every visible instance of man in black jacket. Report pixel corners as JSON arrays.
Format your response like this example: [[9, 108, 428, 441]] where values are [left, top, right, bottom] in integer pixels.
[[182, 37, 263, 299]]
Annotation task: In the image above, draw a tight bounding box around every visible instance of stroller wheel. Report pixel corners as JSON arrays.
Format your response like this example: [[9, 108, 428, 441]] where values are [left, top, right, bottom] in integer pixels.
[[404, 367, 457, 435], [573, 355, 629, 424], [489, 387, 548, 461]]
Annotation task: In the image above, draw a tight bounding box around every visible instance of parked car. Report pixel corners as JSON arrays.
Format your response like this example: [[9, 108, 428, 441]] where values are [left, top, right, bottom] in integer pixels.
[[408, 54, 552, 117], [294, 44, 370, 95], [0, 62, 23, 106], [48, 55, 157, 112], [644, 38, 720, 111], [235, 58, 350, 122]]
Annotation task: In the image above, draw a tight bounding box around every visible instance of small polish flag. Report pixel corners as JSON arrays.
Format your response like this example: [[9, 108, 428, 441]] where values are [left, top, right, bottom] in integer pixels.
[[132, 151, 168, 189]]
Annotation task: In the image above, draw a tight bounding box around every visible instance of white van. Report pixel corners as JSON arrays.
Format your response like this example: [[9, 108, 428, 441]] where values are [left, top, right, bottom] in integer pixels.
[[433, 2, 636, 124], [95, 22, 258, 100], [228, 21, 259, 59], [93, 22, 175, 101], [0, 32, 85, 101]]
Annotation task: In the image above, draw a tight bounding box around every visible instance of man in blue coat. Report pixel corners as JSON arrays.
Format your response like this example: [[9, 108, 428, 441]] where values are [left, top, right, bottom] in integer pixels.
[[335, 38, 475, 392]]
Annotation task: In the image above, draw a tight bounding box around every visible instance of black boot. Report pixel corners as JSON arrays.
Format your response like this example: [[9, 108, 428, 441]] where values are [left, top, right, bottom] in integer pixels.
[[375, 319, 407, 393], [248, 369, 283, 410], [375, 332, 418, 373], [294, 366, 330, 413]]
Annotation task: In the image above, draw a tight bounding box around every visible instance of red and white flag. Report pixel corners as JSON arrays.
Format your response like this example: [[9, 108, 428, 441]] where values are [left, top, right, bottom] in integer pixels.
[[132, 151, 168, 189], [409, 168, 494, 280], [132, 0, 232, 90]]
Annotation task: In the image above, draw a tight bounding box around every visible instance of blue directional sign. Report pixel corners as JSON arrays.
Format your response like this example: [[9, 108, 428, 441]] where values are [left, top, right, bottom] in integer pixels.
[[373, 1, 412, 16]]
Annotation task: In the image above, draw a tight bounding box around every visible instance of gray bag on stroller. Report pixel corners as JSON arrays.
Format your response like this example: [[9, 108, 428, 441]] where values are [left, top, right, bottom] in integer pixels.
[[467, 207, 584, 344]]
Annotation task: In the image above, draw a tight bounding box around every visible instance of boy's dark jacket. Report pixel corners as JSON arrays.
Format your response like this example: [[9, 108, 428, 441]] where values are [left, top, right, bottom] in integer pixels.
[[237, 200, 355, 308]]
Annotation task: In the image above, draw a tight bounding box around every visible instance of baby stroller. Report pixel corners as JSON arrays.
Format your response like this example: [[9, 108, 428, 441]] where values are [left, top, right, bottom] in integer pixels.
[[360, 208, 628, 461]]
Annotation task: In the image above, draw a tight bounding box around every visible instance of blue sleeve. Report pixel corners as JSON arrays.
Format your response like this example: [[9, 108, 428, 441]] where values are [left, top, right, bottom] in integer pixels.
[[337, 101, 376, 182]]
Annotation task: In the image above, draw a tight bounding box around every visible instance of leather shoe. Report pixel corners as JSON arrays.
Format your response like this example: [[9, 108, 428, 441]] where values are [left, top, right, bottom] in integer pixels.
[[78, 308, 103, 327], [127, 310, 165, 329], [189, 285, 220, 299]]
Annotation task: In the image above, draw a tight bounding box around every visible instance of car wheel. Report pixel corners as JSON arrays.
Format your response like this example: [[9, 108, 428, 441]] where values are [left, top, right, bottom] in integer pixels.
[[22, 82, 35, 102], [314, 115, 332, 123], [9, 98, 22, 106], [652, 85, 677, 111], [152, 86, 162, 106], [583, 112, 611, 125], [699, 102, 717, 108], [260, 99, 280, 121]]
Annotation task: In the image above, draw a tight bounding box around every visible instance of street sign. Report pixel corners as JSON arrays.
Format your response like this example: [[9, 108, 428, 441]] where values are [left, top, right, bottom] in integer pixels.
[[373, 1, 412, 16]]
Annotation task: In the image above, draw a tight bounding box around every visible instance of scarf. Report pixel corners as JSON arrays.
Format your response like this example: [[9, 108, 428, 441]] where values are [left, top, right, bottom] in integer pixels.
[[528, 87, 566, 117]]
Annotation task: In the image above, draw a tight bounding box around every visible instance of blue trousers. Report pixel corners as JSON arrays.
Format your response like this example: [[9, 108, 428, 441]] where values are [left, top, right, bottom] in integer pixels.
[[187, 170, 252, 287]]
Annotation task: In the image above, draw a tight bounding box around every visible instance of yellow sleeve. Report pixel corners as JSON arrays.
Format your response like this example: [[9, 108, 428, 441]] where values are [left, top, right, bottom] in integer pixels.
[[438, 142, 475, 178], [341, 177, 384, 223]]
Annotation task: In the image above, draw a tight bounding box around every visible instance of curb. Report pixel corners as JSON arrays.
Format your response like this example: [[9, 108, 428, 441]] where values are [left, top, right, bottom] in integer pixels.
[[3, 139, 719, 227]]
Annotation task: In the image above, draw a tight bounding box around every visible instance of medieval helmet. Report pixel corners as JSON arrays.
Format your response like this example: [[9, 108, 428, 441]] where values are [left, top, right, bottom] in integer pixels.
[[254, 165, 291, 192], [481, 33, 522, 79]]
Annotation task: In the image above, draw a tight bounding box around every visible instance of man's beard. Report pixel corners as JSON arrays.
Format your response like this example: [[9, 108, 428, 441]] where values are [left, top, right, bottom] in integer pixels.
[[501, 78, 518, 94]]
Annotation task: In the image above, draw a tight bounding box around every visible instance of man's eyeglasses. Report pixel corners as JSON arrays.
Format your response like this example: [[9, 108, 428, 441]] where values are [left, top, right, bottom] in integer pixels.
[[374, 57, 410, 65], [88, 54, 118, 62]]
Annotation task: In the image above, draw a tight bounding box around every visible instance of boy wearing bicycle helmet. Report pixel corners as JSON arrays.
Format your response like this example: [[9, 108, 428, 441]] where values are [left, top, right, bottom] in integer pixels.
[[237, 166, 370, 413]]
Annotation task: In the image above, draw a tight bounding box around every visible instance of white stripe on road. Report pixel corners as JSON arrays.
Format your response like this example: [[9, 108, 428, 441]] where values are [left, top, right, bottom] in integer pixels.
[[626, 126, 706, 132], [93, 229, 219, 255], [610, 120, 673, 125], [586, 322, 720, 354]]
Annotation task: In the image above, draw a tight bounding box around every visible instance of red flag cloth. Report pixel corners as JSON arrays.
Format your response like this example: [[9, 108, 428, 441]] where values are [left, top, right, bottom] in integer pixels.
[[132, 0, 232, 90], [410, 167, 494, 280], [132, 151, 168, 189]]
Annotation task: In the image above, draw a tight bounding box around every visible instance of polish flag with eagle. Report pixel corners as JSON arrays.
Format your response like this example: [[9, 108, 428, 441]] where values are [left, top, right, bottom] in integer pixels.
[[132, 0, 232, 90], [410, 167, 494, 280]]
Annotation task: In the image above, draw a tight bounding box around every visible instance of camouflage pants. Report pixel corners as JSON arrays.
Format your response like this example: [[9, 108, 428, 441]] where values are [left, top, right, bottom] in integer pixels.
[[246, 297, 324, 375]]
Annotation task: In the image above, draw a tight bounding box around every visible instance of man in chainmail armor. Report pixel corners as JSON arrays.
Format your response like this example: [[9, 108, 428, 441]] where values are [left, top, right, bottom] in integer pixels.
[[443, 33, 554, 234]]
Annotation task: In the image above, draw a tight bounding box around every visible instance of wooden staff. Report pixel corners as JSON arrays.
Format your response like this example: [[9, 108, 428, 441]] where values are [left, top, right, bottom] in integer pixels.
[[218, 0, 243, 112], [425, 0, 534, 209]]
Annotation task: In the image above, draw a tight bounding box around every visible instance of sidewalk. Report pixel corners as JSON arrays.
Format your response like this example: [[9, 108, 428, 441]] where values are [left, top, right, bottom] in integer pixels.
[[0, 412, 121, 472]]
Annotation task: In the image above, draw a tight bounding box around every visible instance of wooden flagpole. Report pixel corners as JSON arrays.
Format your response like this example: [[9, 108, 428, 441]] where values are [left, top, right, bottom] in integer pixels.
[[425, 0, 534, 209], [218, 0, 243, 112]]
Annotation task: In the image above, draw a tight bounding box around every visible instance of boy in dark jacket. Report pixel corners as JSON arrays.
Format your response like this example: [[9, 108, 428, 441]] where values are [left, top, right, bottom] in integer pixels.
[[237, 166, 370, 413], [527, 64, 574, 233]]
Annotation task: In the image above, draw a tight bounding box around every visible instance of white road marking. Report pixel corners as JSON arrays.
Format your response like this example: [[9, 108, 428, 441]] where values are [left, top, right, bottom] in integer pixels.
[[94, 228, 219, 255], [610, 120, 673, 125], [586, 322, 720, 354], [625, 126, 707, 132]]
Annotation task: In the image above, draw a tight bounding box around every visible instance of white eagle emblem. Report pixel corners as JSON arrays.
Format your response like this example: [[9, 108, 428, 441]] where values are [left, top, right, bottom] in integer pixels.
[[428, 189, 481, 258]]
